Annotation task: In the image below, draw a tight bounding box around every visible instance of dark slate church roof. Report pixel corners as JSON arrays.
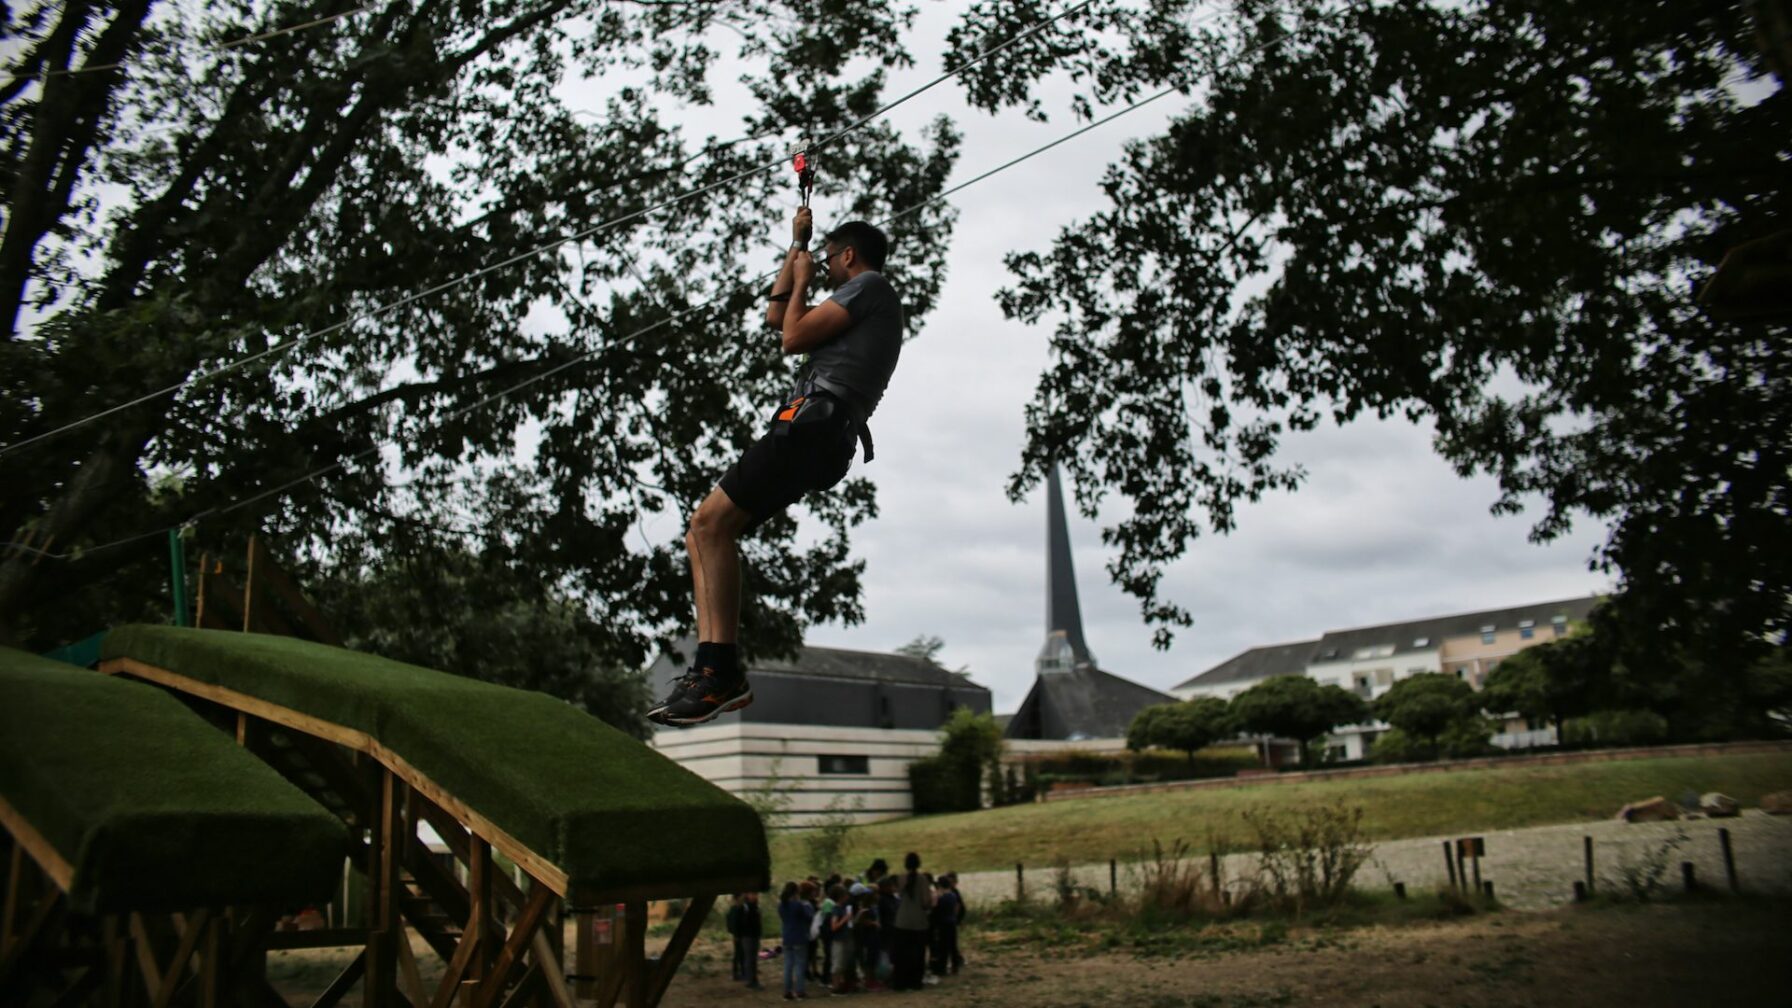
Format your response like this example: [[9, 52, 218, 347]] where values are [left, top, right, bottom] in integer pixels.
[[1002, 465, 1176, 740], [1004, 665, 1177, 741], [1172, 639, 1321, 693]]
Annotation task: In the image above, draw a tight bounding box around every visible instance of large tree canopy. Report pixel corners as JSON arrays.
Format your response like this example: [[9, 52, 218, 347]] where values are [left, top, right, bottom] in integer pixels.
[[1, 0, 964, 671], [949, 0, 1789, 662]]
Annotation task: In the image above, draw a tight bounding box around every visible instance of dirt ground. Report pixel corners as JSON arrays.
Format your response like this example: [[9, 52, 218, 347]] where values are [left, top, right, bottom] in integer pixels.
[[655, 900, 1792, 1008], [270, 898, 1792, 1008]]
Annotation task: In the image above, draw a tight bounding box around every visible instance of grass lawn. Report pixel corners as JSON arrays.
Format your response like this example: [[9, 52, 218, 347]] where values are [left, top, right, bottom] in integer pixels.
[[768, 750, 1792, 879]]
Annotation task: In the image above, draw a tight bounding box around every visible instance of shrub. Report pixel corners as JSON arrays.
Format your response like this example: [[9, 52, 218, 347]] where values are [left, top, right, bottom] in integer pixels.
[[1561, 708, 1671, 747], [908, 754, 977, 814], [1135, 838, 1233, 923], [1243, 802, 1373, 912]]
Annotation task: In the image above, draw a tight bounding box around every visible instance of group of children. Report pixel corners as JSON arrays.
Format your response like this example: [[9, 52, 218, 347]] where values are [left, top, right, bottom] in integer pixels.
[[724, 854, 966, 1000]]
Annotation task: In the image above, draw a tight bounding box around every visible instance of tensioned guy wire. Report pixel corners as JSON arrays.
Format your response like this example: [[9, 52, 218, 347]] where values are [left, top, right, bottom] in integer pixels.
[[12, 4, 1352, 564], [1, 0, 1113, 457]]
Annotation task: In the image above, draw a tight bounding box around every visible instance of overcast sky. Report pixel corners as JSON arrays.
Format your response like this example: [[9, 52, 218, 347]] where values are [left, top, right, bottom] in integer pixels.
[[580, 1, 1617, 713]]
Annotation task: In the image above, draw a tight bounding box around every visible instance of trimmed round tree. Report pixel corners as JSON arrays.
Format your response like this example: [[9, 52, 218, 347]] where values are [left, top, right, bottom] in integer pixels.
[[1126, 697, 1233, 764], [1227, 676, 1368, 767], [1373, 673, 1483, 759]]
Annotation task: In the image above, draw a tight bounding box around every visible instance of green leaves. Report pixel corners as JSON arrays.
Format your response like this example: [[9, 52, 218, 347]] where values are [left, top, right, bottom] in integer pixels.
[[2, 0, 959, 683], [972, 0, 1789, 661]]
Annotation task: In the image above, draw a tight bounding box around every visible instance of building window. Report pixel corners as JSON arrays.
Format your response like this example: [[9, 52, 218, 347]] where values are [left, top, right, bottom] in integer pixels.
[[1412, 637, 1430, 648], [1374, 668, 1394, 687], [1352, 674, 1371, 698], [1552, 615, 1568, 635], [1480, 625, 1496, 644], [1519, 619, 1535, 640], [818, 755, 870, 775]]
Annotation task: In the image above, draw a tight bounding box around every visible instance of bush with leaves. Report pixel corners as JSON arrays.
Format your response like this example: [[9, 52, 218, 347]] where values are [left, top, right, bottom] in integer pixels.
[[1229, 675, 1368, 767], [1242, 802, 1373, 912]]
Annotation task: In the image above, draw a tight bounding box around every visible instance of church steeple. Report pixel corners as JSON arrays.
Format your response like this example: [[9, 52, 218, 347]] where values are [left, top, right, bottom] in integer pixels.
[[1039, 464, 1095, 674]]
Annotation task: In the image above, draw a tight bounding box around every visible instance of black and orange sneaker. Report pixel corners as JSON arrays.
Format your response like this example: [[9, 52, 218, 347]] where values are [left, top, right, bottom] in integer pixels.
[[647, 666, 753, 727]]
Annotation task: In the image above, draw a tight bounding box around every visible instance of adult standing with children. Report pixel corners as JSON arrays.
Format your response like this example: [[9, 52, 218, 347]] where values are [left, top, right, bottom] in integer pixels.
[[890, 851, 934, 989]]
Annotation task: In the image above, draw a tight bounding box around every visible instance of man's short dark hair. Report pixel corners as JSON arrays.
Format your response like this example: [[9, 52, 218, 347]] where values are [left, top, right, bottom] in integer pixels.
[[825, 220, 889, 271]]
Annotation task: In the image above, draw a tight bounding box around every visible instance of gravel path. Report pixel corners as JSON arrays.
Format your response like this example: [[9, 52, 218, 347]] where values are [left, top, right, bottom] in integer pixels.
[[951, 809, 1792, 911]]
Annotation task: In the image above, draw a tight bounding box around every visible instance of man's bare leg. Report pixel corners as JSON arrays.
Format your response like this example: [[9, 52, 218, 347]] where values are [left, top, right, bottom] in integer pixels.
[[648, 487, 758, 725], [686, 487, 754, 644]]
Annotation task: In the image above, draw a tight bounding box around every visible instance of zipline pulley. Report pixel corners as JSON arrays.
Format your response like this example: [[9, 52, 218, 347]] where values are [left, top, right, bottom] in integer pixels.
[[793, 141, 816, 209]]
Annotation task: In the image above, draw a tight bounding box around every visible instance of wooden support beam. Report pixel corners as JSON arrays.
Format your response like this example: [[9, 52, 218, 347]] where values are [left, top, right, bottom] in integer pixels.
[[495, 963, 542, 1008], [151, 909, 212, 1008], [100, 914, 126, 1008], [2, 843, 23, 962], [45, 962, 103, 1008], [247, 535, 346, 646], [198, 913, 223, 1008], [395, 924, 429, 1008], [311, 949, 366, 1008], [366, 769, 402, 1008], [621, 902, 647, 1008], [197, 562, 248, 631], [468, 838, 495, 983], [645, 895, 714, 1008], [129, 912, 165, 997], [470, 886, 552, 1008], [528, 926, 574, 1008], [0, 885, 64, 985], [427, 916, 481, 1008]]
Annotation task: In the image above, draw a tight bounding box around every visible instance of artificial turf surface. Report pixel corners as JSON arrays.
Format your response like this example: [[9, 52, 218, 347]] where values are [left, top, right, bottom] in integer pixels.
[[102, 625, 769, 898], [0, 646, 350, 914]]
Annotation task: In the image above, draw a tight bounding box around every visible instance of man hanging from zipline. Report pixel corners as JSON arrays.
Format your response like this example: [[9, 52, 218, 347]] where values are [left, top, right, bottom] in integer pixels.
[[649, 169, 903, 727]]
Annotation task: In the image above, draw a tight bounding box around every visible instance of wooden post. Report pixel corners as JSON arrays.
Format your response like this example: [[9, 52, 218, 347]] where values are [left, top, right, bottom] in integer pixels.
[[1208, 850, 1221, 893], [572, 909, 596, 1000], [1719, 828, 1739, 893], [469, 836, 494, 984], [1583, 836, 1595, 895], [1470, 849, 1482, 892], [1393, 881, 1406, 900], [621, 901, 647, 1008], [1481, 880, 1494, 900], [1109, 859, 1117, 898], [1573, 880, 1587, 902], [2, 843, 22, 958], [1443, 842, 1458, 891], [366, 769, 401, 1008], [1681, 861, 1696, 893], [199, 913, 222, 1008], [243, 534, 261, 632], [1015, 863, 1024, 902]]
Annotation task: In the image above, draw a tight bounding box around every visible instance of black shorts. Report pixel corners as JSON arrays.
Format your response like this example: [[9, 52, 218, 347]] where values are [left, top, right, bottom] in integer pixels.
[[719, 393, 858, 529]]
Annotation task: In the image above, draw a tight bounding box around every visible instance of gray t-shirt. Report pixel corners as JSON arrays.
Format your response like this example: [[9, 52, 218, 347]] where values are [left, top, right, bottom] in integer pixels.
[[807, 270, 903, 419]]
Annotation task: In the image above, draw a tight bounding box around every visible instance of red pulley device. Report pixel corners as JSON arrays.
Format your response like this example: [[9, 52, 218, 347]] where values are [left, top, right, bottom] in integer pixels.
[[793, 143, 816, 208]]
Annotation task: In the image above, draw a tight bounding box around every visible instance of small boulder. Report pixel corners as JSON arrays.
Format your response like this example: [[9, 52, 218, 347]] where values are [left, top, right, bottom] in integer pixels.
[[1699, 792, 1740, 818], [1761, 790, 1792, 815], [1616, 796, 1680, 823]]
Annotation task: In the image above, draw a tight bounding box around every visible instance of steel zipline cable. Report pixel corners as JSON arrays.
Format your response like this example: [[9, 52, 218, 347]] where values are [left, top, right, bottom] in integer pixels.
[[10, 5, 1348, 564], [0, 0, 1106, 459]]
